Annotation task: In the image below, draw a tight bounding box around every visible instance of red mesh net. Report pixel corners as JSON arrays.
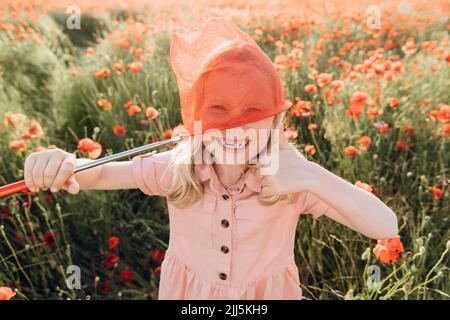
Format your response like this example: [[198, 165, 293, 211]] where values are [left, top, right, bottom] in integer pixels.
[[169, 16, 292, 135]]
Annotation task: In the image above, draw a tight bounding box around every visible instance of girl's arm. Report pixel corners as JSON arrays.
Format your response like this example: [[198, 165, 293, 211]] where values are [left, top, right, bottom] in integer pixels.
[[75, 158, 138, 190], [304, 161, 398, 240], [260, 140, 398, 240], [23, 148, 139, 194]]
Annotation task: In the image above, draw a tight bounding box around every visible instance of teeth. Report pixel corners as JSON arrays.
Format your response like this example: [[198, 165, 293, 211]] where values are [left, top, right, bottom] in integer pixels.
[[224, 142, 243, 149], [219, 139, 246, 149]]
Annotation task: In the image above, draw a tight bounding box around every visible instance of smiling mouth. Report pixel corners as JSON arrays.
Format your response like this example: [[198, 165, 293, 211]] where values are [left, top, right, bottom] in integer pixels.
[[216, 137, 249, 150]]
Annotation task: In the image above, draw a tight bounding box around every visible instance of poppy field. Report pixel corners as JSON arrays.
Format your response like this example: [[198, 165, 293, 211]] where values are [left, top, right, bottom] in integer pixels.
[[0, 0, 449, 300]]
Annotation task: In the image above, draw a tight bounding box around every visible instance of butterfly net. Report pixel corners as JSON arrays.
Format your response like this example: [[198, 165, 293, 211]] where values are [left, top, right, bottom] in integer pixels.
[[169, 16, 292, 136]]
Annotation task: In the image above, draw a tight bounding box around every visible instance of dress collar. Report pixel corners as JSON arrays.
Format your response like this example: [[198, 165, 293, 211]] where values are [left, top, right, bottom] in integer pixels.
[[194, 162, 262, 194]]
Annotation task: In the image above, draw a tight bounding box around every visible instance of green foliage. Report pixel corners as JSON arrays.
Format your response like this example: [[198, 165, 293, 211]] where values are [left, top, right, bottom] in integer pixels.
[[0, 6, 448, 300]]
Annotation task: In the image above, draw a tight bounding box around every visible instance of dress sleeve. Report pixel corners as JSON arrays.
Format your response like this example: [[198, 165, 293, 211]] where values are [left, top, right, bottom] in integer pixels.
[[295, 190, 331, 219], [131, 150, 174, 196]]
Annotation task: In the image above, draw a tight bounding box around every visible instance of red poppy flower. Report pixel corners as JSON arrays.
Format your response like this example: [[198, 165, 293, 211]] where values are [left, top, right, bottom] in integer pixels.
[[97, 99, 112, 111], [344, 146, 358, 156], [21, 120, 43, 139], [77, 138, 102, 159], [0, 287, 16, 300], [8, 140, 26, 151], [389, 97, 400, 108], [104, 252, 119, 269], [432, 186, 443, 200], [3, 113, 25, 129], [373, 235, 404, 264], [120, 269, 133, 282], [317, 73, 332, 87], [163, 129, 173, 139], [151, 249, 165, 261], [304, 145, 316, 155], [113, 124, 126, 136], [86, 47, 95, 57], [348, 91, 370, 119], [127, 61, 143, 73], [112, 63, 126, 72], [95, 67, 111, 79], [145, 107, 160, 119], [396, 140, 405, 149], [127, 105, 142, 116], [358, 136, 372, 150], [43, 231, 57, 248], [283, 128, 298, 140], [401, 38, 416, 55], [109, 236, 120, 250], [304, 84, 318, 93], [133, 48, 143, 58], [123, 101, 134, 109]]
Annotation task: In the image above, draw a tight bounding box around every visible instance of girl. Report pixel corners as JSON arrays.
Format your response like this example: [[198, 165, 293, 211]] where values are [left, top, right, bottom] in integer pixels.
[[23, 17, 398, 300]]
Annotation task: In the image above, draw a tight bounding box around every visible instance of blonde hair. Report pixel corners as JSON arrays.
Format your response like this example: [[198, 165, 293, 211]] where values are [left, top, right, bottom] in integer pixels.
[[166, 112, 301, 208]]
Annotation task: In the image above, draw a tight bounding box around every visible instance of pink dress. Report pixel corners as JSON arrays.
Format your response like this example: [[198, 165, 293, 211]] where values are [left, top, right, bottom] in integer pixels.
[[131, 149, 331, 300]]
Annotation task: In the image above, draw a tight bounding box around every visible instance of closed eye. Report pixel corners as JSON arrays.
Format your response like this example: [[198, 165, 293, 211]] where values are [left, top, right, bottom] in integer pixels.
[[244, 107, 262, 113], [209, 105, 227, 111], [238, 107, 263, 121]]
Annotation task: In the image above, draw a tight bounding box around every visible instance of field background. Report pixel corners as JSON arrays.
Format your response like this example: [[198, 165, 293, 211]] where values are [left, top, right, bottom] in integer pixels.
[[0, 0, 449, 300]]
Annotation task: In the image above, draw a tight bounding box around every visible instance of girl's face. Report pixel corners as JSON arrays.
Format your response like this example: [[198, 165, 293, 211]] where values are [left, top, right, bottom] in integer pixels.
[[202, 116, 275, 165], [200, 68, 277, 165]]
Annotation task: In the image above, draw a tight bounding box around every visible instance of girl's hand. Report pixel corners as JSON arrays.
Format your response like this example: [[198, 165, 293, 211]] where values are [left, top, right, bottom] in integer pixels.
[[24, 148, 80, 194], [256, 122, 321, 195], [257, 146, 321, 196]]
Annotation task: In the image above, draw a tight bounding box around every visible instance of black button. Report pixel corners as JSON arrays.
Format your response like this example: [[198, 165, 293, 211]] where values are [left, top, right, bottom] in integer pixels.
[[222, 194, 229, 200], [221, 245, 229, 254], [219, 272, 227, 280], [221, 219, 229, 228]]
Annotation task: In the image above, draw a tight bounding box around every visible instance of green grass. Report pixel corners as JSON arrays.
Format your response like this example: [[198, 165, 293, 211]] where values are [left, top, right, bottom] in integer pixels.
[[0, 4, 448, 300]]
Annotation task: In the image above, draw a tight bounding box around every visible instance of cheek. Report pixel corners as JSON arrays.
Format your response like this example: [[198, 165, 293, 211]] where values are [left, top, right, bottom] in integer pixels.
[[246, 129, 271, 159], [253, 117, 273, 128], [245, 118, 273, 152], [202, 139, 217, 156], [202, 133, 217, 154]]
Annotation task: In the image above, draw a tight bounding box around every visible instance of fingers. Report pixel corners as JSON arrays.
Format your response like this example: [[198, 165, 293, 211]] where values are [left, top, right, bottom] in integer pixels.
[[24, 153, 38, 192], [62, 175, 80, 195], [44, 155, 64, 190], [32, 154, 50, 190], [24, 149, 79, 195], [50, 155, 77, 193]]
